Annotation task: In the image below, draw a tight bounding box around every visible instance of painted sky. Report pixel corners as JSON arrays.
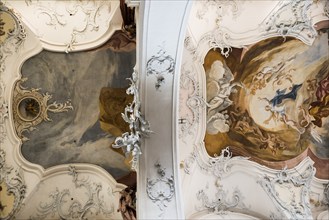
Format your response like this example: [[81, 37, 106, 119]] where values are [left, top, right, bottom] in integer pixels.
[[19, 47, 135, 179]]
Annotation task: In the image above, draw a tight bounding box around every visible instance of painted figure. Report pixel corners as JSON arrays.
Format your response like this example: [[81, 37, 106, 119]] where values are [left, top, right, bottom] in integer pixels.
[[269, 84, 302, 107], [117, 187, 136, 220]]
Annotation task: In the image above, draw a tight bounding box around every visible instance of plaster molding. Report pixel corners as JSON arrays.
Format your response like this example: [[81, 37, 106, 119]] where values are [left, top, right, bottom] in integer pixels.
[[188, 210, 259, 220], [0, 149, 26, 220], [0, 5, 129, 218], [112, 70, 152, 171], [257, 165, 315, 219], [5, 0, 122, 52], [12, 78, 73, 141], [0, 6, 27, 219], [184, 145, 249, 179], [260, 0, 317, 45], [179, 64, 203, 139], [125, 0, 140, 8], [195, 0, 241, 26], [184, 36, 197, 60], [146, 48, 175, 90], [29, 166, 119, 220], [146, 162, 175, 218], [186, 0, 323, 64], [0, 81, 8, 144], [317, 210, 329, 220], [196, 183, 245, 214], [0, 2, 27, 74]]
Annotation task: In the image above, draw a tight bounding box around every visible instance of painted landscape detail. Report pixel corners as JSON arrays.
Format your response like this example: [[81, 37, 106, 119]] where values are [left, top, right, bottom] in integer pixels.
[[205, 33, 329, 161]]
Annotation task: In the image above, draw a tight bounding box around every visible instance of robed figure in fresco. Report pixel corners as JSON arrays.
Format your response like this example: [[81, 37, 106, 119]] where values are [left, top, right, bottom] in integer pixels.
[[99, 87, 133, 159]]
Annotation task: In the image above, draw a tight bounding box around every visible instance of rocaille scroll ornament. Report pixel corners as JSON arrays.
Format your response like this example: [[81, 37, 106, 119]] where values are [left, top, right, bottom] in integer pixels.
[[30, 166, 116, 219], [12, 78, 73, 141], [112, 70, 152, 171], [0, 150, 26, 220], [258, 165, 315, 219], [146, 48, 175, 90], [0, 2, 27, 73], [146, 162, 175, 217]]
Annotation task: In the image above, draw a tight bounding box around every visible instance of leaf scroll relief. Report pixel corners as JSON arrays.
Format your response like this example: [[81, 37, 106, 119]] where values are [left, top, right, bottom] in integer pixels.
[[146, 48, 175, 90], [30, 166, 117, 220], [196, 183, 246, 214], [22, 0, 112, 53], [0, 150, 27, 220], [257, 165, 315, 220], [0, 2, 27, 73], [112, 70, 152, 171], [261, 0, 317, 45], [12, 78, 73, 141], [146, 162, 175, 217], [179, 65, 204, 139]]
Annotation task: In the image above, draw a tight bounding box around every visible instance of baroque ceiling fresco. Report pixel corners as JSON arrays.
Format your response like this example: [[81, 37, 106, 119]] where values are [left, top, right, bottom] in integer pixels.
[[14, 40, 135, 179], [204, 32, 329, 162], [1, 0, 329, 219]]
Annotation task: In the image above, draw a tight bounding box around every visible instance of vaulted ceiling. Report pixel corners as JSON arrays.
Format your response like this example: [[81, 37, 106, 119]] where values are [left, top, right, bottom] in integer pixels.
[[1, 0, 328, 219]]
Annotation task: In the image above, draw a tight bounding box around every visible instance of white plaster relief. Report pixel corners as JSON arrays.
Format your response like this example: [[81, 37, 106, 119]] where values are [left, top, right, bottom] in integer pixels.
[[0, 82, 8, 144], [29, 166, 118, 220], [184, 146, 248, 179], [317, 210, 329, 220], [258, 165, 315, 220], [0, 150, 26, 220], [146, 162, 175, 218], [183, 146, 252, 217], [125, 0, 140, 8], [5, 0, 122, 52], [188, 210, 259, 219], [195, 0, 241, 26], [179, 64, 203, 139], [0, 2, 27, 74], [112, 70, 152, 171], [184, 36, 197, 59], [0, 4, 27, 219], [186, 0, 324, 65], [196, 183, 245, 214], [261, 0, 317, 44], [146, 47, 175, 90]]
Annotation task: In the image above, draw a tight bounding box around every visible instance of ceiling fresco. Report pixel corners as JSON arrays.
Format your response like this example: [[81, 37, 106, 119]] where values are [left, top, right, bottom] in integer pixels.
[[14, 43, 136, 179], [204, 32, 329, 162]]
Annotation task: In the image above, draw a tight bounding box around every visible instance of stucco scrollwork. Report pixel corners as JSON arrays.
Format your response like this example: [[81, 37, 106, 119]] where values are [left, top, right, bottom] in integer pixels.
[[201, 29, 233, 58], [12, 78, 73, 141], [196, 183, 245, 214], [0, 80, 8, 143], [0, 2, 27, 73], [261, 0, 317, 45], [112, 70, 152, 171], [258, 165, 315, 219], [146, 48, 175, 90], [184, 146, 248, 179], [179, 64, 203, 138], [0, 150, 27, 220], [19, 0, 113, 52], [196, 0, 240, 26], [146, 162, 175, 217], [30, 166, 116, 220], [184, 36, 197, 58]]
